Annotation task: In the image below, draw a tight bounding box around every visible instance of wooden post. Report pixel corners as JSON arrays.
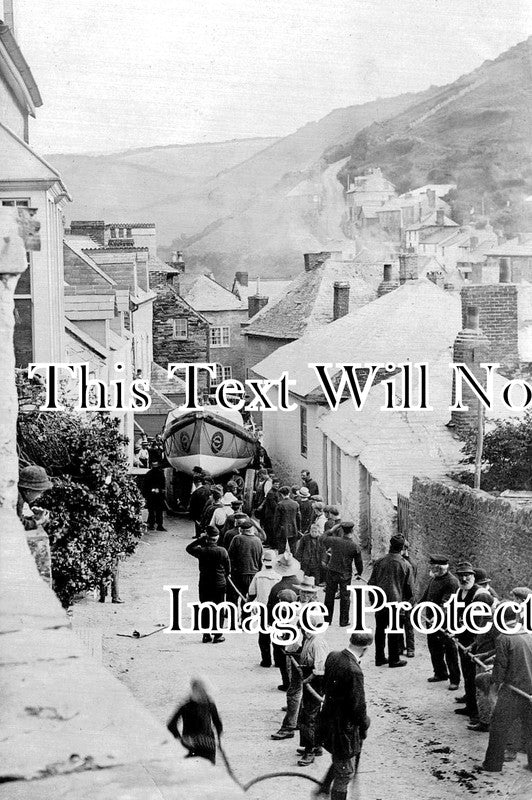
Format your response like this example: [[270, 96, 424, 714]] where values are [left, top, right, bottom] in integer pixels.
[[474, 399, 484, 490]]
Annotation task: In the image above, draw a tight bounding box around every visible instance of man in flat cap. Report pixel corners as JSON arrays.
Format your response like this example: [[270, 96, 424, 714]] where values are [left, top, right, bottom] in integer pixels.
[[454, 562, 491, 723], [316, 631, 373, 800], [369, 534, 414, 668], [482, 587, 532, 772], [321, 522, 363, 627], [421, 554, 461, 690]]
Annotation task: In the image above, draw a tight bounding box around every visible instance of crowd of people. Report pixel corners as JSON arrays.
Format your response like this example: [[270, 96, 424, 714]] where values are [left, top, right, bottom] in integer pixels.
[[182, 463, 532, 793]]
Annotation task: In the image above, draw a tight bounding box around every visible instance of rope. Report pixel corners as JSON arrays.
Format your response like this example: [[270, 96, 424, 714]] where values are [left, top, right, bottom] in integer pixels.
[[441, 630, 532, 704]]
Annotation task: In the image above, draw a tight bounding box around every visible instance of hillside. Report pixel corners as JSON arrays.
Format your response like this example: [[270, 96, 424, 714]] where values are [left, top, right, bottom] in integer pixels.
[[46, 137, 279, 236], [326, 37, 532, 232]]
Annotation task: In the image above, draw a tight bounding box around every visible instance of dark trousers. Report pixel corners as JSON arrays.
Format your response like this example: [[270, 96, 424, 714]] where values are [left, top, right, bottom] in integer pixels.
[[198, 584, 226, 634], [273, 643, 289, 688], [298, 678, 323, 751], [147, 498, 164, 529], [281, 656, 303, 730], [427, 631, 460, 683], [324, 571, 350, 626], [258, 632, 272, 666], [458, 647, 478, 717], [321, 752, 361, 798], [99, 566, 119, 601], [484, 686, 532, 770], [403, 610, 415, 653], [374, 608, 402, 665]]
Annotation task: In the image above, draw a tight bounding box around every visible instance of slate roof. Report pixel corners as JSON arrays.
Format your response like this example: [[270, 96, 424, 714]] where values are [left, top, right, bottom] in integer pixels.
[[244, 257, 375, 339], [148, 254, 180, 274], [406, 211, 457, 231], [318, 353, 523, 502], [179, 274, 246, 312], [149, 362, 186, 396], [252, 279, 461, 397], [487, 244, 532, 257]]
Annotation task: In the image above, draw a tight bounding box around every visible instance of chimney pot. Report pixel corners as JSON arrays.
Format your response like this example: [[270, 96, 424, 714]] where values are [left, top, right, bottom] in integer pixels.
[[465, 306, 479, 330], [383, 263, 392, 282], [436, 209, 445, 226], [235, 271, 249, 287], [333, 281, 350, 320]]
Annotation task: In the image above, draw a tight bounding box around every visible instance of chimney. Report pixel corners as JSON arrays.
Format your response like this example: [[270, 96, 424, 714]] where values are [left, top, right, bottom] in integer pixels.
[[304, 251, 336, 272], [170, 251, 185, 273], [70, 220, 105, 247], [235, 271, 249, 287], [499, 258, 511, 283], [436, 209, 445, 226], [427, 188, 436, 209], [399, 253, 419, 284], [469, 236, 479, 250], [377, 264, 399, 297], [248, 295, 268, 319], [333, 282, 350, 320], [450, 304, 491, 437]]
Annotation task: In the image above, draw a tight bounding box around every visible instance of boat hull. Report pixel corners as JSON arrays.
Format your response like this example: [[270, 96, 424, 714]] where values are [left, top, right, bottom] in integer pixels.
[[163, 407, 257, 477]]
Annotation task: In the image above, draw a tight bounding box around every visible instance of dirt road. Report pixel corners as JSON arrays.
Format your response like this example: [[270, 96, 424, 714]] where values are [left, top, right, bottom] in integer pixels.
[[72, 516, 530, 799]]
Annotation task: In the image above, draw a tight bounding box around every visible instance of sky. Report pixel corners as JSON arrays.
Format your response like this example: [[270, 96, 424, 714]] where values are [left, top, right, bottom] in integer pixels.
[[13, 0, 532, 154]]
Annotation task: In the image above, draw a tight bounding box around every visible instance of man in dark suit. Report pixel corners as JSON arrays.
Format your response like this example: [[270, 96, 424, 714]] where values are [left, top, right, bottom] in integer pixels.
[[317, 631, 373, 800], [144, 458, 167, 531], [368, 533, 414, 667], [322, 522, 363, 627], [301, 469, 319, 497], [273, 485, 301, 552]]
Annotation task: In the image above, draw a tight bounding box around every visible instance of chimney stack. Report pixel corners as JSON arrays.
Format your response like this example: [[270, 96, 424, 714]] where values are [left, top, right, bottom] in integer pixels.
[[333, 281, 350, 320], [70, 220, 105, 247], [304, 251, 341, 272], [399, 253, 419, 284], [436, 208, 445, 226], [377, 264, 399, 297], [499, 258, 511, 283], [235, 271, 249, 287], [469, 236, 479, 250], [450, 304, 491, 437], [248, 295, 268, 319]]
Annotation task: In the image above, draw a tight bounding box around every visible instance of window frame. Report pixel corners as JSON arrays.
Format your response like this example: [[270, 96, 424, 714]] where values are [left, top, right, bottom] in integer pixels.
[[209, 325, 230, 348], [172, 317, 188, 340]]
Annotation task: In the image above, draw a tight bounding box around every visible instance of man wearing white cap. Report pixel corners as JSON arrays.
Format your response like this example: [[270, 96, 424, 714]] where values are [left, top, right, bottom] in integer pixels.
[[267, 549, 302, 690], [248, 550, 280, 667]]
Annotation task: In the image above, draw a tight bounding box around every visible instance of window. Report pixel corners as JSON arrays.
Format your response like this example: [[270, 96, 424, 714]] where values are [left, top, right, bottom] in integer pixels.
[[172, 318, 188, 339], [210, 326, 230, 347], [300, 405, 308, 457], [210, 365, 232, 387], [330, 443, 342, 504]]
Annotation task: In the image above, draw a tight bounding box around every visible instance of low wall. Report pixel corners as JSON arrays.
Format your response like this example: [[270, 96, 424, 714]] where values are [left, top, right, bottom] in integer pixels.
[[407, 476, 532, 595], [0, 507, 241, 799]]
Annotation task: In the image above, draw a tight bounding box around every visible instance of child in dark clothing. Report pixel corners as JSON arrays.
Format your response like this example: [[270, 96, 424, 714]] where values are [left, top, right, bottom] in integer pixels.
[[167, 678, 223, 764]]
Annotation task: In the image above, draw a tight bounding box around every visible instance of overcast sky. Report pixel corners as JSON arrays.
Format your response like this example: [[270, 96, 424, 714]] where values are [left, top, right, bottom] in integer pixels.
[[14, 0, 532, 154]]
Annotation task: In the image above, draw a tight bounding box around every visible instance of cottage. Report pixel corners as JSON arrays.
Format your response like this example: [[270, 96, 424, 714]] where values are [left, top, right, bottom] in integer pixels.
[[243, 251, 375, 374]]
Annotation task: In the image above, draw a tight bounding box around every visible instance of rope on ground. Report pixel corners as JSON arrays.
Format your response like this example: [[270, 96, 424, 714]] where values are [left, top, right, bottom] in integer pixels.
[[116, 624, 166, 639]]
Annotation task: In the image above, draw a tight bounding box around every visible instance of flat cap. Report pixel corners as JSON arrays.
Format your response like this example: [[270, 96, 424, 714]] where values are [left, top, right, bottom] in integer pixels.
[[430, 554, 449, 565]]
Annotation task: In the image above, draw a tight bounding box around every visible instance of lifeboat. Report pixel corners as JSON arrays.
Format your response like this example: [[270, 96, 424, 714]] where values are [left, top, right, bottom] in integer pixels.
[[162, 404, 257, 477]]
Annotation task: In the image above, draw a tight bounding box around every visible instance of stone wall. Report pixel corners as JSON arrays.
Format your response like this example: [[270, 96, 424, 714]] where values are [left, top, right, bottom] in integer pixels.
[[153, 286, 209, 366], [407, 476, 532, 595], [245, 333, 290, 376]]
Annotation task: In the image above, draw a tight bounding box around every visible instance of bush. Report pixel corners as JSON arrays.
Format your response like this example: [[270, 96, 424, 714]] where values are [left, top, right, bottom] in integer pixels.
[[17, 375, 144, 607], [452, 412, 532, 492]]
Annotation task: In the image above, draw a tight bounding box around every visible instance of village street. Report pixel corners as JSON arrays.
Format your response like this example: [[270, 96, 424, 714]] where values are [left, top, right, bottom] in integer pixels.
[[71, 515, 529, 800]]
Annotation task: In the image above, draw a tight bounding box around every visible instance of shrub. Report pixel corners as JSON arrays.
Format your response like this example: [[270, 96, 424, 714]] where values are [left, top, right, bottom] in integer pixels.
[[17, 374, 144, 607]]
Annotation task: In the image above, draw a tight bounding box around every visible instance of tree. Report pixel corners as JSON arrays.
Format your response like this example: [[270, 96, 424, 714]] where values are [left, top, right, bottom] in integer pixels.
[[17, 373, 145, 607], [452, 412, 532, 492]]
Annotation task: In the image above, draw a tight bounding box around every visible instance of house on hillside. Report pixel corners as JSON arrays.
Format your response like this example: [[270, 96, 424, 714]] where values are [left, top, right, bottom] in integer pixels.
[[179, 273, 248, 385], [0, 17, 70, 367], [346, 168, 396, 221], [483, 243, 532, 283], [404, 208, 457, 250], [418, 223, 497, 274], [376, 192, 450, 244], [243, 251, 375, 374]]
